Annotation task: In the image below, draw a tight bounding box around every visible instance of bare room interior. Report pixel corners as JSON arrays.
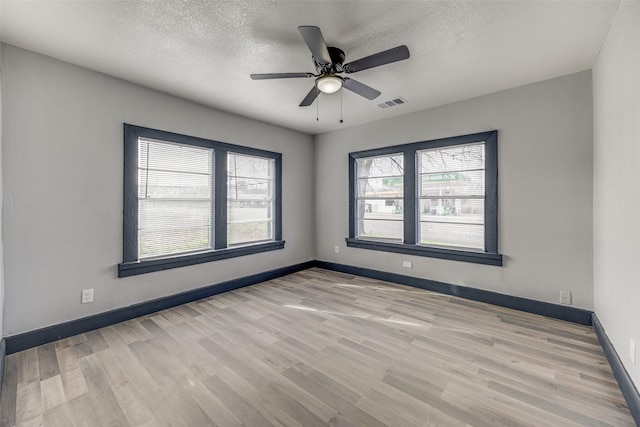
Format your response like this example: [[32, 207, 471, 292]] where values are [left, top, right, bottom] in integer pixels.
[[0, 1, 639, 426]]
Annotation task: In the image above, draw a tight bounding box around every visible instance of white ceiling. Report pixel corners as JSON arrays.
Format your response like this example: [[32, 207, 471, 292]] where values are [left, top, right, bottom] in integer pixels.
[[0, 1, 618, 135]]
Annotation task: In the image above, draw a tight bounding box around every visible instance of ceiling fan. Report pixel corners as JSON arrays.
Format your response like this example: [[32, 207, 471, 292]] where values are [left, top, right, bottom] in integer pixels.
[[250, 26, 410, 107]]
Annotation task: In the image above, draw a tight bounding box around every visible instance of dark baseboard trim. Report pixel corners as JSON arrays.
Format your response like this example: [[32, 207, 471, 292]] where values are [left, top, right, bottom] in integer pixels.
[[0, 338, 5, 400], [592, 314, 640, 426], [4, 260, 638, 423], [2, 259, 596, 354], [5, 260, 315, 355], [313, 260, 593, 326]]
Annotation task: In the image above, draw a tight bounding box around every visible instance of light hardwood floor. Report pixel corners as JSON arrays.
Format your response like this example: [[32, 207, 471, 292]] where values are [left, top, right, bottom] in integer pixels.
[[0, 268, 635, 426]]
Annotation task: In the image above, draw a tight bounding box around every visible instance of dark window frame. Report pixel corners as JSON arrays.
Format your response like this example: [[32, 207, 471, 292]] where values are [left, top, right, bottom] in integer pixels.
[[347, 130, 502, 266], [119, 124, 283, 277]]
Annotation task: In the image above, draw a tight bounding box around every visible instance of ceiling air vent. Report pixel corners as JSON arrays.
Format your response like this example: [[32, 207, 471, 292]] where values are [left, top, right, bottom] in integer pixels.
[[378, 97, 407, 109]]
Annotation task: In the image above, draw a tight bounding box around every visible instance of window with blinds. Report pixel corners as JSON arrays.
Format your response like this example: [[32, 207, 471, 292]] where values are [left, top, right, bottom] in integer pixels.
[[347, 130, 501, 266], [355, 153, 404, 241], [138, 138, 213, 259], [227, 153, 275, 245], [418, 142, 485, 250], [120, 124, 284, 277]]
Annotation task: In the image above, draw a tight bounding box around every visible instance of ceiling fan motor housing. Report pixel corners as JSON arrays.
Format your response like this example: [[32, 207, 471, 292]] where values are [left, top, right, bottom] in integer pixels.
[[314, 47, 345, 74]]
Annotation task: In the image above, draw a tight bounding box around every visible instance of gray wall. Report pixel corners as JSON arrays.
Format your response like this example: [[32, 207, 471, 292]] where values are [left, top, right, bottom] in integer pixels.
[[593, 0, 640, 389], [1, 45, 315, 336], [315, 71, 594, 309]]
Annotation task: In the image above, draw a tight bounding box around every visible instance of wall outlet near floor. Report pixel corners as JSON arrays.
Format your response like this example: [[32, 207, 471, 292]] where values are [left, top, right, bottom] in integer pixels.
[[559, 290, 572, 305], [334, 245, 340, 254], [81, 288, 94, 304], [631, 339, 636, 364], [402, 260, 413, 268]]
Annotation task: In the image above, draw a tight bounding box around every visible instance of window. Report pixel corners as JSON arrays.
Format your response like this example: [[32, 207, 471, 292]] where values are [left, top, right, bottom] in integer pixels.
[[119, 124, 283, 277], [355, 153, 404, 241], [227, 153, 275, 245], [138, 139, 213, 259], [418, 143, 485, 250], [347, 131, 501, 266]]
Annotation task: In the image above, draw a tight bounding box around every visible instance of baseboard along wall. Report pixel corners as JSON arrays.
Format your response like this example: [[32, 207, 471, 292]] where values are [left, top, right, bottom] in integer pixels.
[[4, 260, 594, 354], [0, 339, 5, 400], [4, 260, 596, 354], [4, 261, 315, 354], [592, 314, 640, 426], [315, 261, 593, 325], [2, 260, 638, 421]]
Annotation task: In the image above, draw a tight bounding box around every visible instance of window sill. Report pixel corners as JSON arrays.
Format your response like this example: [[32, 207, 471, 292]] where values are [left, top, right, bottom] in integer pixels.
[[118, 240, 285, 277], [345, 238, 502, 266]]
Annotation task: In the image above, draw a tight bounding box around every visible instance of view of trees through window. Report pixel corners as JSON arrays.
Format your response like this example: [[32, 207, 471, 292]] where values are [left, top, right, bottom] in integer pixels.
[[418, 142, 485, 249], [348, 131, 498, 264], [356, 153, 404, 240], [354, 142, 486, 250], [227, 153, 275, 245]]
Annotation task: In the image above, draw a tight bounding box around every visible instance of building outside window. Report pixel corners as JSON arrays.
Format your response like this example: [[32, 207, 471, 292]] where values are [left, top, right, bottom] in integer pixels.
[[355, 153, 404, 241], [347, 130, 501, 266]]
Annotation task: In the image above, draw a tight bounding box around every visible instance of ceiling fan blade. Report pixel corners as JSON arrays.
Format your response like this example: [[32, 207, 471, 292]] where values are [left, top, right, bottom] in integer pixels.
[[344, 45, 410, 73], [343, 78, 381, 100], [250, 73, 314, 80], [298, 26, 332, 65], [299, 86, 319, 107]]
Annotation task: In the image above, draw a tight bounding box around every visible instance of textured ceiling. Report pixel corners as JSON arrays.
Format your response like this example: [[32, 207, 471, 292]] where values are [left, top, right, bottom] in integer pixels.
[[0, 1, 618, 135]]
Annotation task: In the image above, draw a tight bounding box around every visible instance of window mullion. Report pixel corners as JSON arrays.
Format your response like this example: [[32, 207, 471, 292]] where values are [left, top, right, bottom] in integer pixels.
[[123, 125, 139, 263], [214, 149, 228, 250], [348, 155, 356, 238], [484, 132, 498, 253], [403, 149, 416, 244]]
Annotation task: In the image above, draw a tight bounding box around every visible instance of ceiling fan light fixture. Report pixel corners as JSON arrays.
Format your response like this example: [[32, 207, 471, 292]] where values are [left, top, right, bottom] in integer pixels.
[[316, 75, 343, 94]]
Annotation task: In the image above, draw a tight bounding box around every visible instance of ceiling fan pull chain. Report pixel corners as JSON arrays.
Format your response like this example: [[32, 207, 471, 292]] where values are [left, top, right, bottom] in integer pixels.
[[316, 87, 319, 121], [340, 88, 344, 123]]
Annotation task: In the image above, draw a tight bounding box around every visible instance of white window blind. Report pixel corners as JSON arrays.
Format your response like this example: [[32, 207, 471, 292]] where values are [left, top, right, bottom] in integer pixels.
[[418, 142, 485, 250], [138, 138, 213, 259], [227, 153, 274, 245], [356, 153, 404, 241]]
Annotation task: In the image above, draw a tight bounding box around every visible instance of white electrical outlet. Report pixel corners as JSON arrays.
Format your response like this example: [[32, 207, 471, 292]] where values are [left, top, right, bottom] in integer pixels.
[[559, 290, 572, 305], [631, 339, 636, 364], [81, 288, 94, 304], [334, 245, 340, 254], [402, 261, 412, 268]]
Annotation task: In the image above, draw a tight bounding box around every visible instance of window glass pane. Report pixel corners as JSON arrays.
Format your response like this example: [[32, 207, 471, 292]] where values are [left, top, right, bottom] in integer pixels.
[[228, 200, 272, 222], [228, 153, 274, 245], [418, 143, 485, 250], [358, 176, 404, 198], [138, 139, 213, 259], [419, 222, 484, 250], [227, 178, 272, 200], [139, 209, 211, 258], [358, 219, 403, 241], [419, 170, 484, 197], [356, 154, 403, 178], [139, 170, 211, 199], [418, 143, 484, 173], [139, 138, 211, 174], [419, 199, 484, 223], [357, 199, 404, 240], [356, 153, 404, 241], [228, 153, 272, 179], [228, 222, 271, 245], [358, 198, 404, 218]]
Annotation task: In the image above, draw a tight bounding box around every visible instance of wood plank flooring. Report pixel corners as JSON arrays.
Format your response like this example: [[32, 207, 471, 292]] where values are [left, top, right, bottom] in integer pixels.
[[0, 268, 635, 426]]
